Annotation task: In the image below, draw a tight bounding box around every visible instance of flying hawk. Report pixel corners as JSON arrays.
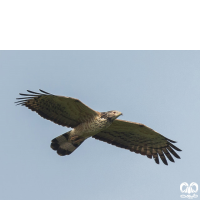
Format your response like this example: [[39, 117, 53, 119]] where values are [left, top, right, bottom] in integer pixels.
[[15, 89, 182, 165]]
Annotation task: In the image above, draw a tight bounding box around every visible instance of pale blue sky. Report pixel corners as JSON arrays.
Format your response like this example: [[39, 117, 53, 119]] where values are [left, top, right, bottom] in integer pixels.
[[1, 51, 200, 200]]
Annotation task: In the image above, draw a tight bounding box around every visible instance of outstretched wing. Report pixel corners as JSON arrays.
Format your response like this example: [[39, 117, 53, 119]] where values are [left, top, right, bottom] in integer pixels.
[[15, 89, 100, 128], [93, 119, 181, 165]]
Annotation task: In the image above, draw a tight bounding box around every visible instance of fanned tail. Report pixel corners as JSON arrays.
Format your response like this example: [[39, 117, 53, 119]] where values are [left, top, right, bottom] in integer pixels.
[[51, 131, 85, 156]]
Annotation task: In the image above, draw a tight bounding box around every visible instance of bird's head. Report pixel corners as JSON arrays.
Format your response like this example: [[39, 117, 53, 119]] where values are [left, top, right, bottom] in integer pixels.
[[106, 110, 123, 121]]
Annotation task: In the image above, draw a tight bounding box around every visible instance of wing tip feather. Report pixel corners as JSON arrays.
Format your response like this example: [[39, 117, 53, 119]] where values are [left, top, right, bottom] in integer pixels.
[[39, 89, 52, 95]]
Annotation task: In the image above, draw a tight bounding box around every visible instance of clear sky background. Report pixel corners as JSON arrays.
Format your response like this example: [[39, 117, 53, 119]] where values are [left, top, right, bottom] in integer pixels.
[[1, 51, 200, 200]]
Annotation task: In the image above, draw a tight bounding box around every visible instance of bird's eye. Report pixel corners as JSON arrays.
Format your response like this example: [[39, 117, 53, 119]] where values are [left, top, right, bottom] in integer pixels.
[[113, 111, 116, 114]]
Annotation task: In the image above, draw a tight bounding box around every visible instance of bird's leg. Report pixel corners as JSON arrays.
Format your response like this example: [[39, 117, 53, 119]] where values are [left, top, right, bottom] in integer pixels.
[[71, 135, 85, 145], [70, 135, 79, 141]]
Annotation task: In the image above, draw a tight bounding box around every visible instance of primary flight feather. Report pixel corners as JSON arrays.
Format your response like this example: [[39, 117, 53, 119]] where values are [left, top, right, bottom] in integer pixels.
[[15, 89, 182, 165]]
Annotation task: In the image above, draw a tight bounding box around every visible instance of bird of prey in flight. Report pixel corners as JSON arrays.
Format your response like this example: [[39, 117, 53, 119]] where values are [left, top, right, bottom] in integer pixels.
[[15, 89, 182, 165]]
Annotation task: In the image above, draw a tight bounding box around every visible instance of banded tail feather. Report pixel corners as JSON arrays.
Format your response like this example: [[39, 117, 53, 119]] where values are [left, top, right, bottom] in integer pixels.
[[51, 131, 85, 156]]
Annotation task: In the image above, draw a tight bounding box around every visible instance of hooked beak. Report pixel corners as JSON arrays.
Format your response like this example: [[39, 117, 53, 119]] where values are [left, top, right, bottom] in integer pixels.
[[119, 112, 123, 116]]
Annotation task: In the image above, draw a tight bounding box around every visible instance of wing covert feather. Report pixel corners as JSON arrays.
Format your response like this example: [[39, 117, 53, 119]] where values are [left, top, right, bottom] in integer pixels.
[[93, 119, 181, 165], [16, 90, 100, 128]]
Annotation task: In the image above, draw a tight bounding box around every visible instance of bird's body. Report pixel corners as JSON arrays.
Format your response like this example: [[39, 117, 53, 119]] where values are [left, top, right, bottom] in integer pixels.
[[71, 115, 113, 138], [16, 89, 182, 165]]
